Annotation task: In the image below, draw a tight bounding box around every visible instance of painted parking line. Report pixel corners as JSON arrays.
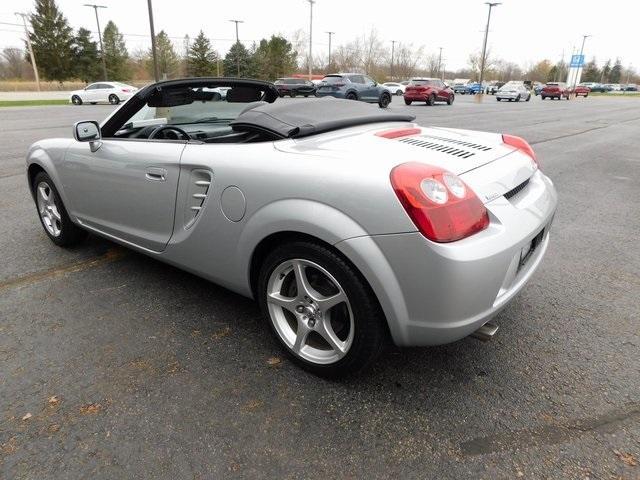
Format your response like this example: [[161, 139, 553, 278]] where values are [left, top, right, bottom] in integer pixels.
[[0, 248, 126, 292]]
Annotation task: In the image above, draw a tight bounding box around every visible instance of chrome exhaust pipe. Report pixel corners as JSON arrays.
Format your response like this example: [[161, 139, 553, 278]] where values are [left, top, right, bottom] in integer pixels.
[[471, 322, 499, 342]]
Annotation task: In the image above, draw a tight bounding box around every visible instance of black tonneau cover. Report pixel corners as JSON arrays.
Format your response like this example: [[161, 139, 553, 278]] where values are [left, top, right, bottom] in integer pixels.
[[230, 97, 415, 139]]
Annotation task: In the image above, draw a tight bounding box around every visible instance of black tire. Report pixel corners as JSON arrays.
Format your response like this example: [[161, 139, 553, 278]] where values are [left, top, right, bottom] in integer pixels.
[[426, 93, 435, 106], [304, 94, 309, 98], [71, 95, 83, 105], [497, 97, 501, 101], [404, 98, 412, 105], [526, 94, 531, 102], [378, 92, 391, 108], [584, 93, 588, 98], [396, 89, 403, 96], [32, 171, 87, 247], [257, 241, 386, 377], [446, 94, 454, 105], [345, 92, 357, 100], [108, 94, 120, 105], [290, 91, 296, 98], [515, 95, 521, 102], [90, 102, 97, 105], [541, 96, 546, 100]]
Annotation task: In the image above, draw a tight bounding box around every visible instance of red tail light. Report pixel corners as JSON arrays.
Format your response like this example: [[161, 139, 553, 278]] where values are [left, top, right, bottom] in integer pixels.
[[390, 162, 489, 243], [502, 134, 540, 169]]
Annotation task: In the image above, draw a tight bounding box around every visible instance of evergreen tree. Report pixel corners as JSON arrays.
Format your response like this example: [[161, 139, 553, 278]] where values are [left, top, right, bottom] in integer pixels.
[[252, 35, 298, 80], [29, 0, 75, 82], [73, 27, 100, 83], [582, 57, 600, 82], [147, 30, 179, 79], [186, 30, 218, 76], [103, 21, 130, 80], [223, 42, 252, 77], [609, 58, 622, 83]]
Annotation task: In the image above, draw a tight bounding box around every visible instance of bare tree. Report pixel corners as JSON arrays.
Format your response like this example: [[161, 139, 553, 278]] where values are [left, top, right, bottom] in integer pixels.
[[1, 47, 33, 80]]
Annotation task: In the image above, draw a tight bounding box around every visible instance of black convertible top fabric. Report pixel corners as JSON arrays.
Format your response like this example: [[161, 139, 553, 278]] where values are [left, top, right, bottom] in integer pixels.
[[230, 97, 415, 138]]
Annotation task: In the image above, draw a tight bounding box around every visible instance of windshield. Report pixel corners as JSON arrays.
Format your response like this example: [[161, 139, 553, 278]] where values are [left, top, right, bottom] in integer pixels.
[[321, 76, 345, 84], [410, 80, 435, 86], [124, 88, 255, 128]]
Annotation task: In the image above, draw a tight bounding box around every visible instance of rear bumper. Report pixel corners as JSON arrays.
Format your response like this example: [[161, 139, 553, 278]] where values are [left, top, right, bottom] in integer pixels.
[[496, 92, 520, 99], [316, 91, 346, 98], [336, 169, 557, 347], [404, 93, 428, 101]]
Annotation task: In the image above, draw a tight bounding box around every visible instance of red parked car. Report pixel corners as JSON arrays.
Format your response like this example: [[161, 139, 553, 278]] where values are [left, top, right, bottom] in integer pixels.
[[540, 82, 570, 100], [572, 85, 590, 97], [403, 78, 454, 106]]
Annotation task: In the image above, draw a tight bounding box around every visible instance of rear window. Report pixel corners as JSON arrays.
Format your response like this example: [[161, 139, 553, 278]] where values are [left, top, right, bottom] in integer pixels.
[[410, 79, 435, 86], [322, 76, 345, 84]]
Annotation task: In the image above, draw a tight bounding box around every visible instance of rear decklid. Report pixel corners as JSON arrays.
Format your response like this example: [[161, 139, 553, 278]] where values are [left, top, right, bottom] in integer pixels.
[[276, 123, 537, 203]]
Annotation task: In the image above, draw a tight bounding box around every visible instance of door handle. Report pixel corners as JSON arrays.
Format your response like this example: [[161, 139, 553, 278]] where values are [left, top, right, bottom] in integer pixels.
[[145, 167, 167, 182]]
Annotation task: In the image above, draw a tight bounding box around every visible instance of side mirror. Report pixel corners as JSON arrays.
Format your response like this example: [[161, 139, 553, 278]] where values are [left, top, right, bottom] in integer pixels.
[[74, 120, 102, 151]]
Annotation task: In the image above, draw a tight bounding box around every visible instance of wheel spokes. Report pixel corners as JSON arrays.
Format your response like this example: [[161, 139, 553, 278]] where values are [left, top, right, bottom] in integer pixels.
[[292, 323, 311, 354], [267, 292, 297, 314], [292, 260, 315, 300], [315, 291, 347, 312], [317, 319, 347, 356]]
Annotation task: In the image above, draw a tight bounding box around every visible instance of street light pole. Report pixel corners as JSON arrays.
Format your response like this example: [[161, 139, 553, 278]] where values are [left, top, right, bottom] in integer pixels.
[[479, 2, 500, 93], [229, 20, 244, 76], [83, 4, 108, 80], [306, 0, 315, 80], [390, 40, 397, 81], [437, 46, 443, 79], [14, 12, 40, 91], [326, 31, 334, 72], [146, 0, 159, 82], [572, 34, 591, 92]]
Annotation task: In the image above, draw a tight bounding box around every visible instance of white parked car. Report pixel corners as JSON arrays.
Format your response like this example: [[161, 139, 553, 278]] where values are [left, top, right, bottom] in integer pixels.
[[70, 82, 138, 106], [496, 83, 531, 102], [382, 82, 406, 96]]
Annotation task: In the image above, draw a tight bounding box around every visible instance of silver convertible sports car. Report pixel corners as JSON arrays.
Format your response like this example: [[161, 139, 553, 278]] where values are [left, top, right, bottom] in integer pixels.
[[27, 78, 557, 377]]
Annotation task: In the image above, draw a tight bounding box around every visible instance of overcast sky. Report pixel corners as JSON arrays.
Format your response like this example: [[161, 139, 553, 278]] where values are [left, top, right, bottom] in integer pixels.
[[1, 0, 638, 71]]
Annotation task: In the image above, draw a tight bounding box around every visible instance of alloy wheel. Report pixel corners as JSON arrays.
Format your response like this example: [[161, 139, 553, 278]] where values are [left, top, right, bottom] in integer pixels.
[[266, 258, 354, 365], [36, 182, 62, 237]]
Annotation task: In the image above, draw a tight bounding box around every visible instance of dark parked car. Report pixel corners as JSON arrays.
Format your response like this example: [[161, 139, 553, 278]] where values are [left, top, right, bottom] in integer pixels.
[[624, 84, 638, 92], [274, 78, 317, 97], [316, 73, 392, 108], [403, 78, 454, 106]]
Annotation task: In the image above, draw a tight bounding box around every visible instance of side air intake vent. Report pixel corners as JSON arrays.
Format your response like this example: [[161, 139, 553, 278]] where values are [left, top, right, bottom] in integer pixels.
[[504, 178, 530, 200], [184, 169, 213, 228]]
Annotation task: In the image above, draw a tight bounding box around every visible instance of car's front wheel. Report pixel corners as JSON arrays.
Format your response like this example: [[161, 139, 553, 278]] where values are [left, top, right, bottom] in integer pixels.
[[345, 92, 357, 100], [33, 171, 87, 247], [447, 94, 454, 105], [515, 95, 521, 102], [426, 93, 436, 106], [258, 241, 386, 377], [378, 92, 391, 108], [396, 89, 403, 96], [71, 95, 83, 105]]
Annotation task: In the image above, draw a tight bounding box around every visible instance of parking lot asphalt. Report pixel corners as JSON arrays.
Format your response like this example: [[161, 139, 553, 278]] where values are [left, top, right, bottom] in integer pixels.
[[1, 95, 639, 479]]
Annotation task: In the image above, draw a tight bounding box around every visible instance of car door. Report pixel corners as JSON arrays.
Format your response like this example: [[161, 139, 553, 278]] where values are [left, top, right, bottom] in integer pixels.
[[60, 137, 186, 252], [434, 80, 447, 100], [82, 83, 100, 102], [361, 76, 379, 102]]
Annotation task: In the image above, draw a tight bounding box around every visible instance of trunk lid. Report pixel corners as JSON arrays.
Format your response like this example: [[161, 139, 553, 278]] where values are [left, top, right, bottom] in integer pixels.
[[275, 123, 536, 203]]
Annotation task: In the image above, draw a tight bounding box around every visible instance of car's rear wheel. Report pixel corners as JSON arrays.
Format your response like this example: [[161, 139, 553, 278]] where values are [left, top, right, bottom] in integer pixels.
[[33, 172, 87, 247], [258, 241, 386, 377], [396, 89, 403, 96], [108, 94, 120, 105], [378, 92, 391, 108], [497, 97, 501, 101], [290, 91, 297, 98], [71, 95, 82, 105], [526, 94, 531, 102], [447, 94, 454, 105], [404, 99, 412, 105], [426, 93, 435, 106], [345, 92, 357, 100], [515, 95, 521, 102]]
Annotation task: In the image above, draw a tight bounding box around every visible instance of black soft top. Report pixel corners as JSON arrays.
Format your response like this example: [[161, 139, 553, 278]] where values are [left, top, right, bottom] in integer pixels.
[[230, 98, 415, 139]]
